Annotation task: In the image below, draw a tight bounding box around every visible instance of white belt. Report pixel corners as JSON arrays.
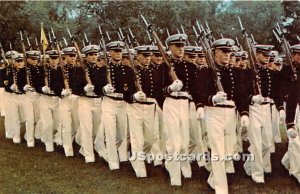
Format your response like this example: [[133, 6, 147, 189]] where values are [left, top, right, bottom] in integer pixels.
[[214, 100, 236, 106], [106, 93, 124, 98], [170, 91, 191, 99]]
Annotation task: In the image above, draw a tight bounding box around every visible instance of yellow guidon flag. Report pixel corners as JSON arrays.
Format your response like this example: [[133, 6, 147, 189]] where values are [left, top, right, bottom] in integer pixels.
[[40, 22, 48, 52]]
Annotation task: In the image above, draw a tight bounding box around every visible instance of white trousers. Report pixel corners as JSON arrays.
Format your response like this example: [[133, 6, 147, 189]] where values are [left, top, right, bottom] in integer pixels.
[[157, 106, 166, 156], [40, 95, 59, 152], [4, 92, 13, 138], [76, 97, 102, 163], [244, 103, 272, 183], [55, 95, 79, 156], [236, 113, 244, 153], [100, 97, 128, 170], [127, 101, 161, 177], [163, 97, 191, 186], [189, 102, 206, 167], [271, 104, 281, 144], [205, 106, 236, 194], [0, 87, 4, 116], [282, 104, 300, 184], [23, 92, 39, 147], [9, 93, 35, 146]]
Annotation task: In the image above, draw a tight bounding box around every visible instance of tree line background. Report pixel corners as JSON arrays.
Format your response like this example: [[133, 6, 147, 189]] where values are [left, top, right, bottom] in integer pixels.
[[0, 0, 300, 52]]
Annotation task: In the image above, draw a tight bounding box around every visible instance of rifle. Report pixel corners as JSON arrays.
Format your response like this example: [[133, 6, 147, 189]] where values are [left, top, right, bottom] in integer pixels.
[[273, 22, 297, 81], [20, 31, 33, 88], [51, 28, 69, 89], [141, 14, 178, 81], [128, 28, 140, 47], [66, 28, 94, 88], [98, 25, 112, 84], [193, 24, 224, 92], [119, 28, 142, 91], [238, 16, 262, 95]]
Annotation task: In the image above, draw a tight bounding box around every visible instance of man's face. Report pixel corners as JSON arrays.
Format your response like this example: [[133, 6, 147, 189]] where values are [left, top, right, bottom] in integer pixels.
[[122, 57, 130, 66], [240, 60, 247, 69], [169, 43, 185, 59], [27, 57, 38, 66], [109, 50, 122, 62], [274, 63, 282, 71], [14, 59, 25, 68], [49, 56, 59, 67], [292, 53, 300, 67], [183, 54, 197, 64], [96, 58, 105, 67], [196, 56, 207, 66], [257, 52, 270, 64], [66, 54, 77, 65], [214, 48, 231, 65], [266, 62, 275, 70], [137, 53, 152, 66], [86, 53, 98, 63], [229, 55, 236, 66], [151, 53, 163, 65]]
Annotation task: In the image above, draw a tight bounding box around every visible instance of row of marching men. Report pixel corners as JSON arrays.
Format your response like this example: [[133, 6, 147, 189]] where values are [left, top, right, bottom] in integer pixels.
[[0, 33, 300, 194]]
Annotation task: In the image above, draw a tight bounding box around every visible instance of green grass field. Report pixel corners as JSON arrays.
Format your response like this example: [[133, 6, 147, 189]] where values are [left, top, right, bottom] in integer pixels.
[[0, 117, 299, 194]]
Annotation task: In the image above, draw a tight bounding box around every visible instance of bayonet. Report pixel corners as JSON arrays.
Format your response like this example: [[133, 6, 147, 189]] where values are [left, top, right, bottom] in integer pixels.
[[84, 32, 89, 45], [128, 28, 139, 46], [63, 37, 68, 47], [106, 31, 111, 42], [166, 28, 170, 37], [66, 28, 73, 41], [26, 35, 32, 50]]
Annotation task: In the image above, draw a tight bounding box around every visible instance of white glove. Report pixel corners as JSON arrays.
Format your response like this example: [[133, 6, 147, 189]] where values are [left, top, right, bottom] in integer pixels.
[[84, 84, 94, 93], [240, 115, 249, 128], [168, 79, 183, 92], [103, 84, 115, 94], [279, 110, 286, 121], [10, 84, 18, 92], [212, 91, 227, 104], [287, 128, 298, 138], [23, 84, 32, 92], [61, 89, 71, 97], [196, 107, 205, 120], [133, 91, 146, 102], [251, 95, 264, 104], [42, 86, 50, 94]]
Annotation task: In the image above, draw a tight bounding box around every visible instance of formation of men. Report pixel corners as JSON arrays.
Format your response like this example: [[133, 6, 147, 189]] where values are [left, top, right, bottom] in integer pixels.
[[1, 30, 300, 194]]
